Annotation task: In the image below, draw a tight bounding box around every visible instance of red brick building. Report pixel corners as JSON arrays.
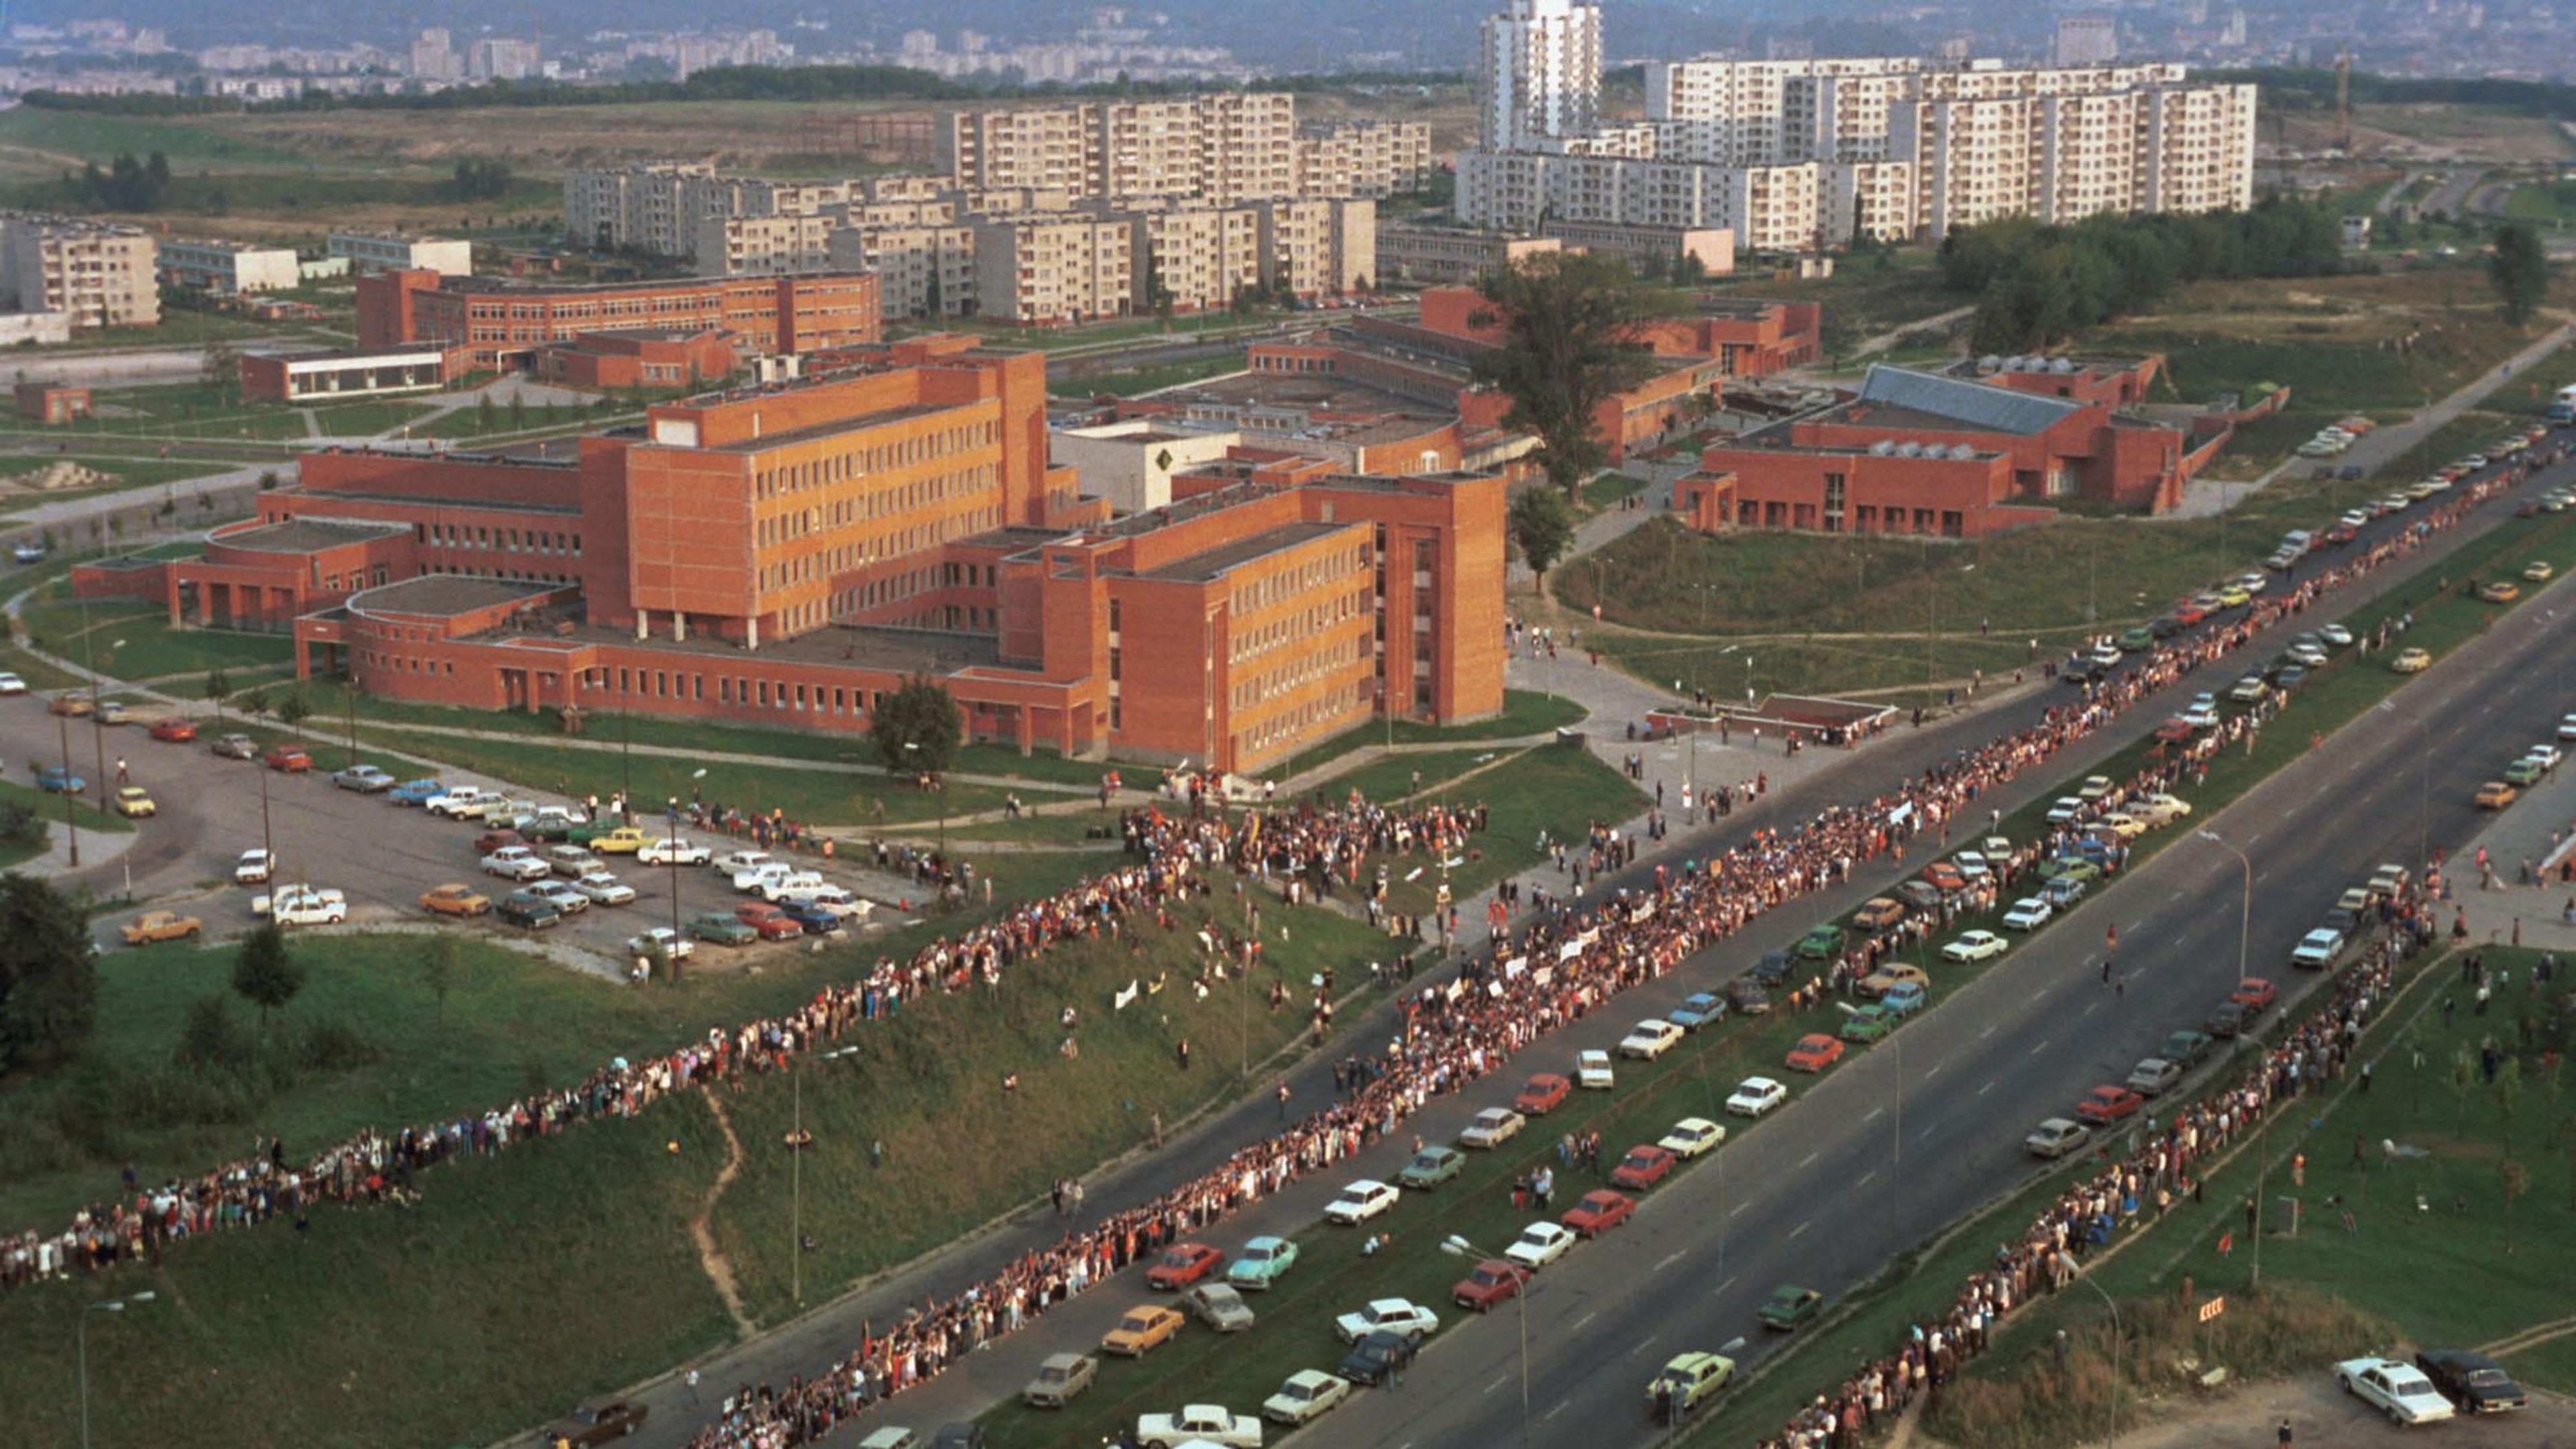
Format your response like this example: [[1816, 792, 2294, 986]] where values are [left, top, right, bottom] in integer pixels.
[[12, 382, 90, 424], [75, 336, 1505, 773], [239, 345, 472, 405], [356, 268, 882, 372], [531, 329, 739, 390], [1677, 360, 2214, 538]]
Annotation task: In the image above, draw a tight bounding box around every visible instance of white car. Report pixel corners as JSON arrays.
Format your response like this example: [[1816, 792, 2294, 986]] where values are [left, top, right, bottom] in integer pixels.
[[482, 847, 551, 882], [2045, 797, 2085, 824], [749, 869, 826, 902], [2527, 743, 2563, 771], [1951, 851, 1991, 882], [574, 870, 636, 905], [775, 878, 869, 916], [733, 862, 795, 895], [1135, 1405, 1264, 1449], [2000, 898, 2053, 931], [1575, 1049, 1615, 1089], [713, 848, 776, 879], [1725, 1077, 1788, 1118], [2178, 702, 2220, 730], [2336, 1358, 2457, 1425], [2026, 1117, 2091, 1159], [266, 888, 348, 927], [1942, 930, 2008, 963], [1617, 1019, 1684, 1060], [2133, 792, 2194, 824], [2561, 713, 2576, 741], [1332, 1298, 1438, 1344], [0, 670, 25, 694], [1261, 1369, 1352, 1426], [234, 848, 275, 885], [2292, 928, 2345, 969], [1503, 1222, 1576, 1271], [426, 786, 501, 819], [1459, 1107, 1526, 1150], [625, 927, 694, 961], [545, 845, 604, 878], [638, 836, 712, 867], [525, 880, 590, 916], [2320, 625, 2353, 647], [2288, 643, 2329, 668], [1658, 1116, 1727, 1159], [1323, 1179, 1400, 1226]]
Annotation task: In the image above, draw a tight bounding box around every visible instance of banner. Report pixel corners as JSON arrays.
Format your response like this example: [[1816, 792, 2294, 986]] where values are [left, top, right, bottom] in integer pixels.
[[1112, 980, 1140, 1012], [1502, 955, 1529, 979]]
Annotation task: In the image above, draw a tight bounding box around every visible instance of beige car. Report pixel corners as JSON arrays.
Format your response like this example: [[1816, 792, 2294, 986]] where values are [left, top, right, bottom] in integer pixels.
[[1022, 1352, 1096, 1407], [1853, 963, 1930, 1002]]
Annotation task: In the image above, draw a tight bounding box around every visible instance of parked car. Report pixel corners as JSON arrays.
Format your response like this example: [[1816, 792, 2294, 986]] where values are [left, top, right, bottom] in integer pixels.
[[1020, 1352, 1097, 1409], [1726, 1077, 1788, 1116], [2335, 1357, 2456, 1425], [1460, 1107, 1527, 1150], [1648, 1352, 1735, 1415], [387, 777, 445, 806], [688, 911, 757, 947], [1182, 1282, 1255, 1334], [418, 883, 492, 917], [482, 847, 551, 882], [1513, 1072, 1572, 1114], [1784, 1034, 1843, 1072], [1323, 1179, 1400, 1225], [2074, 1085, 2145, 1124], [1397, 1146, 1464, 1189], [262, 745, 311, 773], [113, 786, 155, 818], [526, 881, 592, 918], [1145, 1242, 1226, 1291], [1668, 991, 1728, 1032], [497, 893, 562, 930], [1261, 1369, 1352, 1426], [639, 835, 712, 866], [2413, 1350, 2528, 1414], [2000, 898, 2053, 931], [1725, 979, 1772, 1016], [32, 764, 83, 794], [1758, 1285, 1824, 1331], [2125, 1058, 2184, 1097], [1338, 1329, 1417, 1389], [148, 717, 197, 743], [735, 902, 804, 940], [2026, 1118, 2092, 1159], [625, 927, 695, 963], [1658, 1117, 1726, 1160], [2162, 1030, 2214, 1068], [1100, 1305, 1185, 1358], [545, 1401, 647, 1446], [1226, 1236, 1299, 1291], [332, 764, 395, 793], [1135, 1404, 1261, 1448], [1504, 1221, 1578, 1271], [1609, 1144, 1678, 1190], [1451, 1258, 1530, 1313], [573, 870, 636, 906], [1560, 1188, 1635, 1237], [1617, 1020, 1684, 1060], [1332, 1298, 1438, 1345], [2291, 928, 2345, 969], [1576, 1049, 1615, 1089], [1941, 930, 2008, 963], [234, 849, 274, 884], [121, 910, 203, 945]]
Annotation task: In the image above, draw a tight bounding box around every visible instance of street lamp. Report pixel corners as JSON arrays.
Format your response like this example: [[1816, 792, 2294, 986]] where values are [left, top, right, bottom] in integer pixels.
[[80, 1290, 155, 1449], [89, 637, 124, 814], [2375, 700, 2430, 869], [663, 767, 706, 982], [56, 706, 79, 867], [2196, 830, 2251, 987], [2074, 1269, 2122, 1448], [1440, 1234, 1532, 1449], [2197, 826, 2265, 1288]]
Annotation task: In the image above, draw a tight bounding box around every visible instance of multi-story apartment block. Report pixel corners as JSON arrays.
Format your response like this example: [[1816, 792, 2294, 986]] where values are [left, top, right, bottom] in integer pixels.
[[941, 105, 1098, 195], [468, 37, 539, 81], [1478, 0, 1603, 152], [356, 268, 880, 370], [690, 213, 838, 278], [1295, 120, 1435, 199], [1256, 198, 1377, 297], [0, 214, 158, 329], [156, 236, 302, 294], [1126, 204, 1265, 313], [973, 214, 1134, 325], [828, 224, 978, 322], [1460, 4, 2255, 246], [327, 231, 473, 277]]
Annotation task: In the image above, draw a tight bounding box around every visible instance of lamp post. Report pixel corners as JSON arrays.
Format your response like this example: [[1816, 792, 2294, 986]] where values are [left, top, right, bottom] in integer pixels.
[[56, 708, 79, 867], [2074, 1270, 2122, 1448], [79, 1290, 155, 1449], [2375, 700, 2430, 869], [2198, 827, 2263, 1288], [257, 756, 274, 878], [665, 768, 706, 979], [89, 637, 123, 814], [1440, 1234, 1532, 1449]]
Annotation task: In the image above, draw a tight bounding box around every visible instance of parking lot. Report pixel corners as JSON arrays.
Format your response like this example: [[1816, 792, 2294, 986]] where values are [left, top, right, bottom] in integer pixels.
[[0, 691, 916, 969]]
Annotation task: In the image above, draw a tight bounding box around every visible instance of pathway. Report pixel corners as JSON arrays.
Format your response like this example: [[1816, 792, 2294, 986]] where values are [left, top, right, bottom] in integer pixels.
[[1848, 303, 1978, 360]]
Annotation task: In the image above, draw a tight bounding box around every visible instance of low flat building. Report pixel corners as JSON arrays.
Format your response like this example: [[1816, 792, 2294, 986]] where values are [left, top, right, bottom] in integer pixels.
[[356, 268, 881, 371], [240, 345, 470, 404], [531, 329, 737, 391], [1376, 223, 1562, 286], [1049, 419, 1242, 514], [156, 237, 302, 294], [0, 310, 71, 346], [13, 382, 89, 424], [328, 231, 472, 277]]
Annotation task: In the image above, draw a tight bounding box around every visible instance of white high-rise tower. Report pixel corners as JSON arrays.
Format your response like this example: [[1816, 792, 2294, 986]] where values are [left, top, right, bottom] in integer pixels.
[[1478, 0, 1604, 152]]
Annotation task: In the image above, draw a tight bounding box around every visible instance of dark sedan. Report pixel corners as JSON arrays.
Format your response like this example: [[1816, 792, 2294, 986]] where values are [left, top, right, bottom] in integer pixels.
[[546, 1400, 647, 1445], [2415, 1350, 2527, 1413], [1337, 1329, 1417, 1387]]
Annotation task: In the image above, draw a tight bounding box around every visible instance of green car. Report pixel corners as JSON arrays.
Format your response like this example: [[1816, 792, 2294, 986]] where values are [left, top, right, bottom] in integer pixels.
[[2037, 857, 2103, 883], [2504, 757, 2546, 786], [1794, 924, 1843, 961], [2117, 627, 2153, 652], [1647, 1352, 1735, 1413], [1758, 1285, 1824, 1331], [2161, 1029, 2214, 1068], [1398, 1145, 1464, 1189], [1226, 1235, 1299, 1291], [1839, 1005, 1896, 1042], [688, 911, 758, 947]]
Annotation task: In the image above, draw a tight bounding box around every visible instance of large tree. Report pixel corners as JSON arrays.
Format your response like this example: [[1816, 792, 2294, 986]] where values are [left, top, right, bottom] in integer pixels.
[[231, 922, 303, 1026], [1467, 252, 1673, 500], [0, 871, 97, 1071], [1508, 485, 1577, 594], [2489, 223, 2550, 327], [869, 674, 963, 780]]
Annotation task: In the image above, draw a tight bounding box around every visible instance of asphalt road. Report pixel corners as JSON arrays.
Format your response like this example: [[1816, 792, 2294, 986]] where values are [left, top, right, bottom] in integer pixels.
[[0, 710, 902, 967], [604, 437, 2576, 1449]]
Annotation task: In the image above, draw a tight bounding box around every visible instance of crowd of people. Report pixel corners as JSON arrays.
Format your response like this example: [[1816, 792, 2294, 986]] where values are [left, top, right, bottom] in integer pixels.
[[1755, 893, 2436, 1449], [0, 445, 2537, 1449]]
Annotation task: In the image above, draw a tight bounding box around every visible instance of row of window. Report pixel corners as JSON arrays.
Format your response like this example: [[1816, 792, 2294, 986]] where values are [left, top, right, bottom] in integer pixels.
[[757, 464, 994, 542], [1228, 541, 1368, 616], [759, 508, 992, 593], [753, 420, 1000, 500], [1228, 584, 1370, 666], [1236, 681, 1369, 760], [416, 521, 583, 558], [1231, 633, 1368, 712]]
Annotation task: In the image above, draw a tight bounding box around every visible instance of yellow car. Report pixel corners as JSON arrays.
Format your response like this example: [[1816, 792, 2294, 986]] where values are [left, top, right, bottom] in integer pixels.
[[121, 910, 203, 945], [588, 826, 651, 854], [1648, 1352, 1736, 1413], [1100, 1305, 1184, 1357], [113, 786, 156, 818], [419, 883, 494, 917], [2216, 585, 2251, 608], [2390, 647, 2430, 674], [2477, 581, 2521, 603], [2526, 561, 2555, 582], [2475, 781, 2518, 810], [2095, 812, 2148, 839]]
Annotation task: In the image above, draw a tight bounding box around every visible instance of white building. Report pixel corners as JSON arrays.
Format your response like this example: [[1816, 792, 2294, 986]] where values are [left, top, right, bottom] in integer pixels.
[[1051, 420, 1242, 514], [327, 231, 472, 276], [156, 237, 303, 294], [1478, 0, 1603, 152]]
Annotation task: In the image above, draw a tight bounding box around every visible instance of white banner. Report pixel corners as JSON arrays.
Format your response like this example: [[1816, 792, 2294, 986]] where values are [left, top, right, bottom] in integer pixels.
[[1502, 955, 1529, 979], [1113, 979, 1140, 1012]]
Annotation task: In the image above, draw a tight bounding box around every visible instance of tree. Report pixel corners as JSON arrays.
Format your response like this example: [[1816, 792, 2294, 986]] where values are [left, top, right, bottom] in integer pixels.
[[2489, 223, 2549, 326], [1467, 252, 1675, 500], [231, 922, 303, 1025], [423, 934, 460, 1022], [869, 674, 963, 780], [1508, 485, 1577, 594], [0, 871, 97, 1071], [237, 684, 270, 724], [274, 684, 311, 740], [202, 667, 232, 721], [924, 268, 945, 320], [201, 337, 241, 407]]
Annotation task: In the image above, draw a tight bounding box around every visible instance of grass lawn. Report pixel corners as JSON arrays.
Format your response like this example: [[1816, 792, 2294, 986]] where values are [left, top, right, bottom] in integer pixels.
[[0, 772, 132, 844], [300, 399, 437, 438], [1266, 690, 1588, 784], [1049, 354, 1246, 398], [15, 592, 290, 680], [0, 888, 1407, 1449], [0, 452, 235, 518], [1579, 472, 1649, 513], [417, 400, 623, 441]]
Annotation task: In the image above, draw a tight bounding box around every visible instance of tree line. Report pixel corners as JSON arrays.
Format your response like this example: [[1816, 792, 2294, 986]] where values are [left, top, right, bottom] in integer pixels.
[[1941, 197, 2348, 354], [2215, 66, 2576, 123], [67, 150, 174, 211]]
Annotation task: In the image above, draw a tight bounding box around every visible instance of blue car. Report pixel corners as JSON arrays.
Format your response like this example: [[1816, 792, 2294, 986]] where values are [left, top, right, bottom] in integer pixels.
[[34, 765, 83, 794], [1668, 991, 1728, 1032], [780, 899, 847, 934], [1226, 1235, 1299, 1290], [1880, 981, 1929, 1018], [388, 778, 447, 806]]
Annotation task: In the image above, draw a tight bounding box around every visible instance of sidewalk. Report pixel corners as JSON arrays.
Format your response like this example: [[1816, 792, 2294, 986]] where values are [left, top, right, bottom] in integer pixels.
[[2441, 739, 2576, 951]]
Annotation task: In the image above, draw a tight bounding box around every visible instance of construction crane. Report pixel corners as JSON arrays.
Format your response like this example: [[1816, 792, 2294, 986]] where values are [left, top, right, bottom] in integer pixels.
[[2334, 46, 2354, 154]]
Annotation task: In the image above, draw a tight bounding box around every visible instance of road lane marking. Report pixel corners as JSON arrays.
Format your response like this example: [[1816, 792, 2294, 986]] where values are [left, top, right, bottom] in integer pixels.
[[2086, 999, 2103, 1016], [1715, 1275, 1737, 1297], [1486, 1377, 1509, 1397], [2029, 1038, 2051, 1055], [1788, 1220, 1811, 1240], [1630, 1334, 1660, 1357], [1855, 1169, 1877, 1187], [2168, 889, 2186, 903], [1923, 1062, 1941, 1079], [1981, 1023, 1998, 1040], [1799, 1150, 1820, 1169], [1656, 1248, 1687, 1271], [1731, 1202, 1751, 1218], [1978, 1079, 1998, 1096], [1572, 1311, 1598, 1332], [1862, 1106, 1884, 1123], [1545, 1400, 1572, 1422]]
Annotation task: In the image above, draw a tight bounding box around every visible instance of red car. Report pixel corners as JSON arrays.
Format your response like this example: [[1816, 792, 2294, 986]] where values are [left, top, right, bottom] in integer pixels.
[[1785, 1034, 1844, 1073], [1144, 1242, 1225, 1291], [2074, 1085, 2145, 1124], [2230, 977, 2277, 1012], [475, 828, 527, 856], [1451, 1258, 1529, 1312], [1608, 1144, 1677, 1191], [1919, 862, 1968, 894], [2153, 718, 2194, 744], [2324, 523, 2358, 546], [1560, 1188, 1635, 1238], [1513, 1072, 1572, 1116], [263, 745, 311, 773], [734, 902, 804, 941], [148, 717, 197, 743], [2171, 603, 2208, 627]]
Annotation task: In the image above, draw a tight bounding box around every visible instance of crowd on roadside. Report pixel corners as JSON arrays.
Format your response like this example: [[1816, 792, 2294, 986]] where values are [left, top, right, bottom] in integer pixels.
[[1754, 895, 2436, 1449], [0, 440, 2541, 1447]]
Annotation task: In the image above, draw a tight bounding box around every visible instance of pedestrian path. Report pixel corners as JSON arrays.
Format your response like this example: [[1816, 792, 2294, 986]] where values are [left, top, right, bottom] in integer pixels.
[[2438, 733, 2576, 952]]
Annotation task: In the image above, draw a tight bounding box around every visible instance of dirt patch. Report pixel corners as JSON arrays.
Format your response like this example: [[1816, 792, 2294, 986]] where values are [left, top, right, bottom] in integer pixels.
[[2090, 1372, 2576, 1449], [690, 1091, 757, 1339]]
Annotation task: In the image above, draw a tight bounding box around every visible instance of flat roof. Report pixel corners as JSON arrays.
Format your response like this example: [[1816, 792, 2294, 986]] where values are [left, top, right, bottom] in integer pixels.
[[503, 616, 1006, 674], [349, 576, 559, 619], [301, 487, 580, 518], [1140, 521, 1354, 584], [212, 519, 408, 555], [280, 345, 452, 364], [696, 399, 977, 453]]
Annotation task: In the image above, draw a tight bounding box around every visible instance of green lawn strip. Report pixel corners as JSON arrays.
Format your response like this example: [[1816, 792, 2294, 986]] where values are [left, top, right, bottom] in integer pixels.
[[1593, 628, 2038, 714], [1580, 472, 1649, 513], [2503, 1333, 2576, 1397], [1922, 945, 2576, 1444], [1048, 354, 1247, 398], [417, 402, 630, 441], [0, 639, 83, 690], [15, 593, 291, 680], [0, 773, 136, 835], [1265, 689, 1588, 784], [0, 892, 1406, 1449], [2371, 411, 2520, 486], [298, 400, 439, 437]]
